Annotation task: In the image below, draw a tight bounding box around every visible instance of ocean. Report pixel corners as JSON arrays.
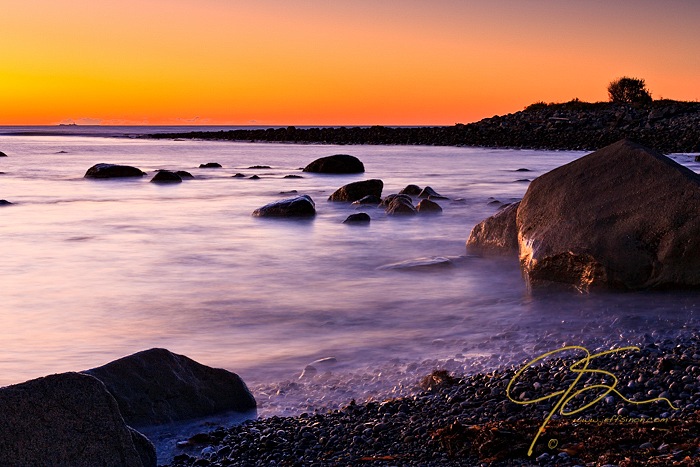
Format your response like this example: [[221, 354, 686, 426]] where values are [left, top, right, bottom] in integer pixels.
[[1, 126, 698, 418]]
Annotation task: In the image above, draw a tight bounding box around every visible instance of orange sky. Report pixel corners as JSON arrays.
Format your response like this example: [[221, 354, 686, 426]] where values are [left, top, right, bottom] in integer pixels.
[[1, 0, 699, 126]]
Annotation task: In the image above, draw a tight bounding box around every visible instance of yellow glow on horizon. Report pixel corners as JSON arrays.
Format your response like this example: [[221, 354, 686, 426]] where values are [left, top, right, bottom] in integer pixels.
[[1, 0, 699, 125]]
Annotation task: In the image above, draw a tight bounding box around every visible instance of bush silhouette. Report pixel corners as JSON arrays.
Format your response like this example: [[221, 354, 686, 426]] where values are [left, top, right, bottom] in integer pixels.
[[608, 77, 652, 104]]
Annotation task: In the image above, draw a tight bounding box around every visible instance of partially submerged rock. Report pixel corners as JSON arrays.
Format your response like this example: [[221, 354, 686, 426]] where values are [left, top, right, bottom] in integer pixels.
[[0, 199, 12, 206], [84, 348, 256, 427], [470, 139, 700, 290], [302, 154, 365, 174], [386, 196, 417, 216], [328, 179, 383, 202], [199, 162, 222, 168], [466, 202, 520, 253], [252, 195, 316, 217], [416, 199, 443, 214], [399, 184, 422, 196], [176, 170, 194, 179], [343, 213, 371, 224], [150, 170, 182, 183], [0, 372, 155, 466], [418, 186, 448, 199], [84, 163, 145, 179], [0, 151, 7, 157]]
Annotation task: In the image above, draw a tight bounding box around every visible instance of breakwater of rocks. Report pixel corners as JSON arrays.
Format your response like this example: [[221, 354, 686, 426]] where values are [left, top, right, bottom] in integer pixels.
[[168, 333, 700, 466], [147, 100, 700, 153]]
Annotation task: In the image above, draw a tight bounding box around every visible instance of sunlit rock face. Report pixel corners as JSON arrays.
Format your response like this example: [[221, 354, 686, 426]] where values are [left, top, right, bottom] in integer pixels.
[[517, 139, 700, 290]]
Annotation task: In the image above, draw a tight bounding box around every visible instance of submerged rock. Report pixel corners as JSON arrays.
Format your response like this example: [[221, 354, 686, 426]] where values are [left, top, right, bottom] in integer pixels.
[[328, 179, 383, 202], [399, 184, 422, 196], [302, 154, 365, 174], [0, 372, 155, 466], [175, 170, 194, 179], [416, 199, 443, 214], [343, 213, 371, 224], [150, 170, 182, 183], [84, 163, 145, 179], [418, 186, 448, 199], [84, 348, 256, 427], [517, 139, 700, 290], [385, 196, 417, 216], [252, 195, 316, 217], [199, 162, 222, 168], [467, 202, 520, 253]]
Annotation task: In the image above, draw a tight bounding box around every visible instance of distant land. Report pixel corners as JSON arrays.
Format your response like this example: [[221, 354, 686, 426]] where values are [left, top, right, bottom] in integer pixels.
[[147, 100, 700, 153]]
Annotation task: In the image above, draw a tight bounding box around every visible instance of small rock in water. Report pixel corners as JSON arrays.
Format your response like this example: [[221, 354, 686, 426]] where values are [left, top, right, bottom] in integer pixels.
[[418, 186, 448, 199], [249, 165, 271, 169], [249, 175, 261, 180], [199, 162, 222, 168], [0, 200, 13, 206], [84, 163, 145, 179], [150, 170, 182, 183], [343, 213, 371, 224], [0, 151, 7, 157], [284, 174, 303, 179], [416, 199, 442, 214], [232, 173, 246, 178], [399, 184, 422, 196]]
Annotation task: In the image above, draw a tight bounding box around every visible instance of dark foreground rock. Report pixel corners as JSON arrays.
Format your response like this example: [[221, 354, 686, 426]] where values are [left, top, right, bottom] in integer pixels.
[[84, 163, 145, 179], [84, 348, 256, 427], [302, 154, 365, 174], [469, 139, 700, 290], [0, 372, 155, 467], [167, 335, 700, 467], [328, 179, 383, 202], [467, 202, 520, 253], [151, 170, 183, 183], [252, 195, 316, 217]]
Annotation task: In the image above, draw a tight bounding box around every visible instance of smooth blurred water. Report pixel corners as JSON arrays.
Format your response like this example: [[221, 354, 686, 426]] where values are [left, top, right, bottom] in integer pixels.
[[1, 129, 699, 416]]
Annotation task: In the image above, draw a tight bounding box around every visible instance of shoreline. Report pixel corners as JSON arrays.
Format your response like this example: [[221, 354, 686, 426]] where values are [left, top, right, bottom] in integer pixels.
[[145, 100, 700, 154], [166, 332, 700, 466]]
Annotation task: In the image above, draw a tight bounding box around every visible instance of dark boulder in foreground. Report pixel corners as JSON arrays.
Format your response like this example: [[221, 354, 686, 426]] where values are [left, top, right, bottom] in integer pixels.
[[328, 179, 383, 202], [471, 139, 700, 290], [84, 348, 256, 427], [0, 372, 155, 467], [199, 162, 222, 168], [84, 163, 145, 179], [416, 198, 443, 214], [466, 202, 520, 253], [150, 170, 182, 183], [343, 213, 371, 224], [252, 195, 316, 218], [303, 154, 365, 174]]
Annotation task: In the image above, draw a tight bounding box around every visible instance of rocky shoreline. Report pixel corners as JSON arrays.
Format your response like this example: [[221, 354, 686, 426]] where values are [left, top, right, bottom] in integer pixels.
[[167, 333, 700, 466], [146, 100, 700, 153]]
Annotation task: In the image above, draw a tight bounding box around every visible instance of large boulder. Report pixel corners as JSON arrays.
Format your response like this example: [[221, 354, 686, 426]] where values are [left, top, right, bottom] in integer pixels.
[[466, 201, 520, 253], [84, 348, 256, 427], [84, 163, 145, 179], [328, 179, 383, 202], [0, 372, 155, 467], [303, 154, 365, 174], [252, 195, 316, 217], [518, 139, 700, 290]]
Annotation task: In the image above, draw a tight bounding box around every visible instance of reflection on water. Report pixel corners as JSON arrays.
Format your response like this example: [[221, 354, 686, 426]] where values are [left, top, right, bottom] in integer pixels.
[[0, 134, 698, 416]]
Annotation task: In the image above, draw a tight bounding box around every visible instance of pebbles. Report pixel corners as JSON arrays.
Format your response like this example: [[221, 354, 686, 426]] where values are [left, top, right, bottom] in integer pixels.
[[167, 333, 700, 466]]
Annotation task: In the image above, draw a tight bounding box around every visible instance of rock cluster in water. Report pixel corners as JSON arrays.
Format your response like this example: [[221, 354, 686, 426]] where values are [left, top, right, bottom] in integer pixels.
[[146, 100, 700, 153], [468, 139, 700, 290]]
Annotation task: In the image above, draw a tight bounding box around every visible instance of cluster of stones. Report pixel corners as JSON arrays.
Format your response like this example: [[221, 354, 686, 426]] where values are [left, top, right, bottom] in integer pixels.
[[252, 154, 446, 221], [167, 334, 700, 466], [467, 139, 700, 291], [146, 100, 700, 153]]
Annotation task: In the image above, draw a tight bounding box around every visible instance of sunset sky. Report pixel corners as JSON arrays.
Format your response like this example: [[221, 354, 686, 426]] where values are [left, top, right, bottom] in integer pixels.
[[2, 0, 699, 126]]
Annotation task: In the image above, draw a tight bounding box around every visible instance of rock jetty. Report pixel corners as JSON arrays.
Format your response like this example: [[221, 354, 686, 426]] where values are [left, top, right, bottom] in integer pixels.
[[146, 100, 700, 153]]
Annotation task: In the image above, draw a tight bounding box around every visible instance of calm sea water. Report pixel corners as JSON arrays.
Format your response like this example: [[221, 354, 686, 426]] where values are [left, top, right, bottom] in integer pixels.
[[1, 126, 699, 417]]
